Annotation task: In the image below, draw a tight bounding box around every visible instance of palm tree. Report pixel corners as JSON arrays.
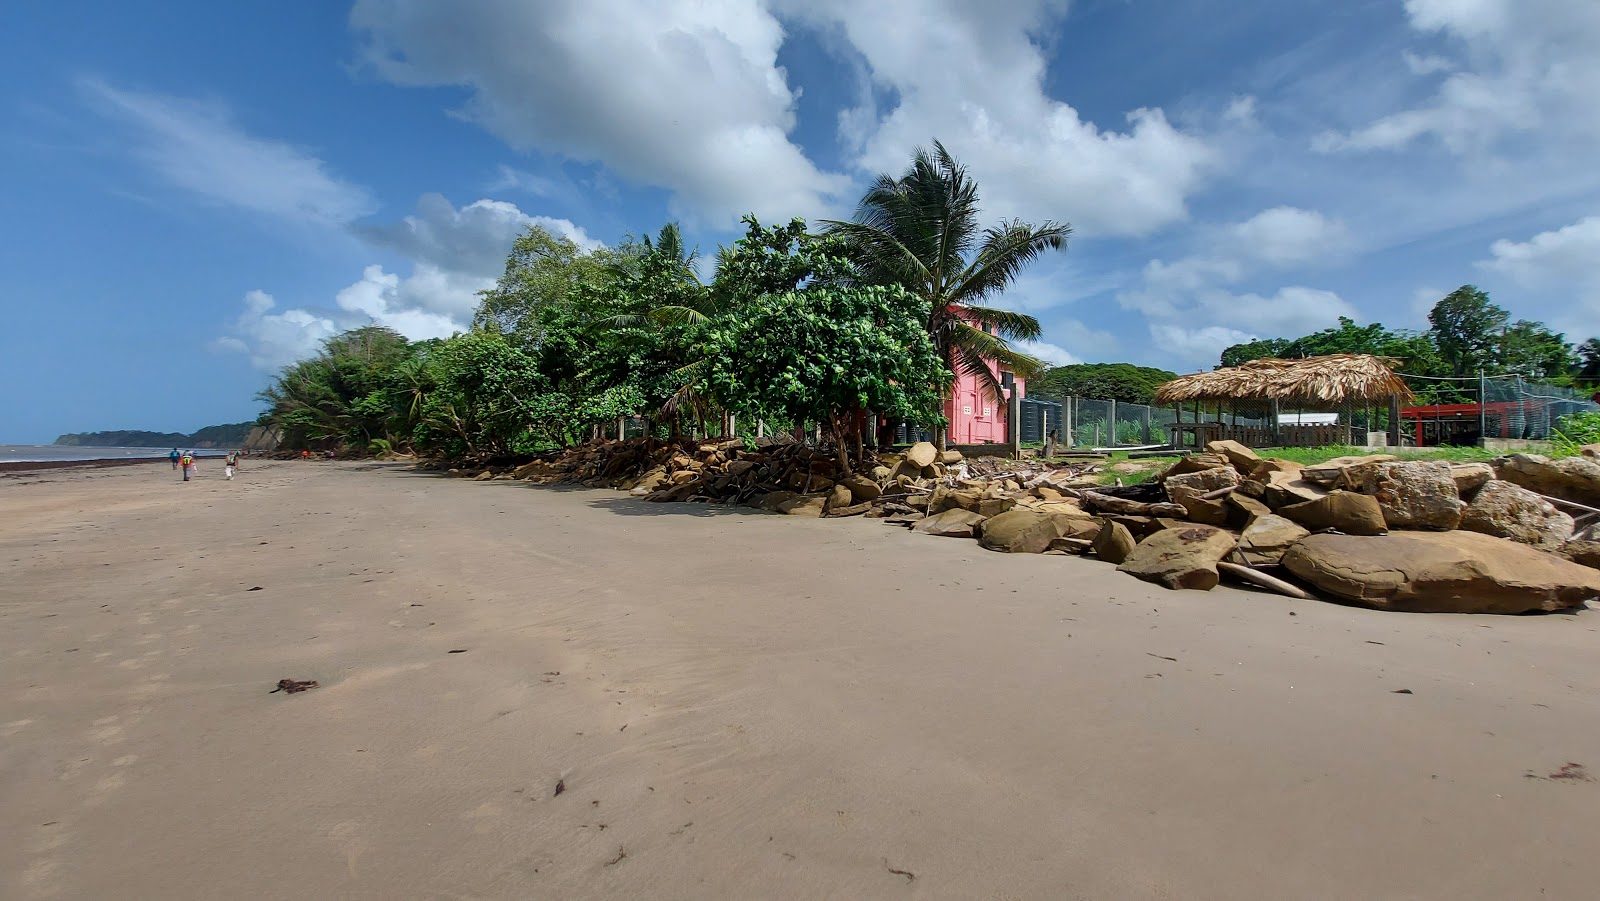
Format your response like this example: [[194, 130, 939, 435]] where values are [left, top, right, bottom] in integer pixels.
[[1576, 337, 1600, 389], [824, 141, 1069, 446]]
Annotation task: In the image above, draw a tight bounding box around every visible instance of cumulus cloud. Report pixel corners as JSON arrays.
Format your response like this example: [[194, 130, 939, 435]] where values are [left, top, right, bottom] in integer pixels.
[[1318, 0, 1600, 153], [1480, 215, 1600, 336], [214, 291, 340, 370], [1014, 339, 1081, 367], [1119, 207, 1358, 366], [221, 194, 598, 368], [349, 0, 851, 226], [80, 79, 374, 226], [781, 0, 1217, 237]]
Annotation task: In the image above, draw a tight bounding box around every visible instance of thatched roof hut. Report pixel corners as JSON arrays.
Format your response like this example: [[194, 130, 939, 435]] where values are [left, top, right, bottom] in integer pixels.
[[1154, 354, 1413, 407]]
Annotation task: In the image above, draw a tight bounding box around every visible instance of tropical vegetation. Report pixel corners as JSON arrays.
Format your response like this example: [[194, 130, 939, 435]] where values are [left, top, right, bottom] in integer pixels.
[[258, 144, 1060, 460]]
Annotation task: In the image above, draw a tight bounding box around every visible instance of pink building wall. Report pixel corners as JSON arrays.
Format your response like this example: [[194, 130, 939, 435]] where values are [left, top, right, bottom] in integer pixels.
[[945, 357, 1023, 445]]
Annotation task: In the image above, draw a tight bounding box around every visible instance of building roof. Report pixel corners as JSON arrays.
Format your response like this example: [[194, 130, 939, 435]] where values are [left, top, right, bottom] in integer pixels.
[[1154, 354, 1414, 406]]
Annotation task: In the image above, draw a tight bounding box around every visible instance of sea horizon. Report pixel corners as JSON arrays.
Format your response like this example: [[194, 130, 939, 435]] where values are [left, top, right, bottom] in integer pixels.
[[0, 445, 231, 464]]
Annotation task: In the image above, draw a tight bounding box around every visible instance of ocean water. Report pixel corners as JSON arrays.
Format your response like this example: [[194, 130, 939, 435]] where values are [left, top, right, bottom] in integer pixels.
[[0, 445, 228, 464]]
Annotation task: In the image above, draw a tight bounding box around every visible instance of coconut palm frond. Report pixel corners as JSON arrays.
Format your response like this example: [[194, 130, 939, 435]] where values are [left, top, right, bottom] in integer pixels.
[[958, 304, 1044, 343], [951, 219, 1071, 304]]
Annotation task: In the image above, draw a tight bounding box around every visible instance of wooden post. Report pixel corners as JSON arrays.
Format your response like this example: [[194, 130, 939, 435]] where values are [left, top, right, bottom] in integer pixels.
[[1108, 399, 1118, 448], [1387, 394, 1401, 447], [1270, 399, 1281, 447], [1063, 396, 1074, 448], [1143, 405, 1152, 444], [1009, 387, 1022, 460]]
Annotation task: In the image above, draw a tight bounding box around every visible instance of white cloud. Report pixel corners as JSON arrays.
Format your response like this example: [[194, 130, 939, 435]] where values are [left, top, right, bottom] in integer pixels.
[[1119, 207, 1358, 366], [1318, 0, 1600, 153], [1480, 215, 1600, 337], [781, 0, 1218, 237], [220, 193, 596, 367], [1014, 339, 1081, 367], [350, 0, 851, 226], [80, 79, 374, 226], [215, 290, 340, 370], [1228, 206, 1350, 266]]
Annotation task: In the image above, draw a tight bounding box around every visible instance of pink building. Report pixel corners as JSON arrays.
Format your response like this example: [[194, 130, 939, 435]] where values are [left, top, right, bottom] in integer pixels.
[[945, 356, 1023, 445]]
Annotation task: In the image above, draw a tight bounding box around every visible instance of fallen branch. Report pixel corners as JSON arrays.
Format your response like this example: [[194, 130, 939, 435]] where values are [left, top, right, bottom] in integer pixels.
[[1080, 489, 1185, 518], [1533, 492, 1600, 517], [1217, 562, 1314, 600]]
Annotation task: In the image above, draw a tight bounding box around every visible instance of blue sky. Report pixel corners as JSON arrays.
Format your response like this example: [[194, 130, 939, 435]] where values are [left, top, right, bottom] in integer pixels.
[[3, 0, 1598, 442]]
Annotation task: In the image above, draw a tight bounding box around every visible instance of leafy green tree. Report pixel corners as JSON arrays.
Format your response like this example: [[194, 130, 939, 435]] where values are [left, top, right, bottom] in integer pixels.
[[1575, 338, 1600, 388], [704, 283, 949, 474], [259, 326, 419, 449], [1030, 363, 1178, 404], [474, 224, 615, 343], [1495, 320, 1574, 381], [1219, 338, 1293, 367], [824, 141, 1068, 444], [1428, 285, 1508, 376]]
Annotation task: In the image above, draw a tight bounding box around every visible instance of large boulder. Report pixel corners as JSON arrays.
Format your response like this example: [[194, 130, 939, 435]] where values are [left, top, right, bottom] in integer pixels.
[[913, 509, 989, 538], [904, 441, 939, 470], [1449, 462, 1495, 499], [1169, 485, 1230, 526], [1282, 531, 1600, 614], [780, 494, 828, 517], [978, 496, 1019, 518], [1116, 525, 1237, 591], [1164, 466, 1241, 494], [825, 483, 853, 512], [929, 486, 984, 514], [1495, 454, 1600, 507], [979, 510, 1066, 553], [1300, 454, 1399, 487], [1458, 480, 1574, 551], [1091, 520, 1137, 564], [1205, 439, 1261, 471], [840, 474, 883, 503], [1161, 454, 1231, 480], [1247, 459, 1305, 481], [1238, 514, 1310, 566], [1351, 461, 1463, 530], [1561, 539, 1600, 570], [1258, 472, 1330, 510], [1279, 491, 1387, 536], [1226, 492, 1272, 529]]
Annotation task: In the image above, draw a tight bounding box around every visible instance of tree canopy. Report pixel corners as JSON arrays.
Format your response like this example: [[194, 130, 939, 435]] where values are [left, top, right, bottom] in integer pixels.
[[1029, 363, 1178, 404]]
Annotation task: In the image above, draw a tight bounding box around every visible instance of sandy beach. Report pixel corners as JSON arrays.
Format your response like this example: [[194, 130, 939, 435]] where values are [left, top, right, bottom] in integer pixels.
[[3, 459, 1599, 900]]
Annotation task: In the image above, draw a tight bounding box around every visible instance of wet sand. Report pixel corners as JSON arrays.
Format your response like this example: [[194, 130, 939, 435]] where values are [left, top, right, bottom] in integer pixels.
[[3, 460, 1599, 900]]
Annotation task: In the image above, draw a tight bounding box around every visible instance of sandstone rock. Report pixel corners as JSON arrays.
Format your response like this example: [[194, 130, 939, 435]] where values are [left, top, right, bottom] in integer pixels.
[[1458, 480, 1573, 551], [826, 502, 873, 518], [1205, 439, 1261, 471], [938, 450, 964, 464], [1300, 454, 1398, 486], [1091, 520, 1137, 564], [1582, 444, 1600, 461], [670, 469, 698, 485], [913, 508, 988, 537], [1035, 501, 1093, 518], [1495, 454, 1600, 507], [1226, 493, 1272, 528], [1238, 514, 1310, 565], [1280, 490, 1387, 535], [978, 496, 1018, 518], [979, 510, 1065, 554], [1169, 485, 1230, 526], [1035, 485, 1066, 502], [1259, 472, 1329, 509], [1162, 454, 1230, 480], [1247, 458, 1304, 480], [757, 490, 797, 511], [870, 464, 892, 482], [1560, 539, 1600, 570], [1352, 461, 1462, 530], [474, 470, 495, 481], [930, 486, 984, 514], [1053, 516, 1103, 542], [1448, 462, 1494, 499], [1116, 525, 1237, 591], [1047, 537, 1094, 554], [780, 494, 827, 517], [1165, 466, 1241, 495], [826, 483, 853, 512], [905, 441, 938, 469], [1282, 530, 1600, 614], [840, 474, 882, 503]]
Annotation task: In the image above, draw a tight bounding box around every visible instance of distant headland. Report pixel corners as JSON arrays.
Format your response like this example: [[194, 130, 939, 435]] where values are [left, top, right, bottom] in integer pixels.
[[53, 422, 261, 448]]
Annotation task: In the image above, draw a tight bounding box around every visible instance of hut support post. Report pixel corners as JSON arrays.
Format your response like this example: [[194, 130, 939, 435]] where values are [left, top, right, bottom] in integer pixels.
[[1108, 399, 1117, 447], [1478, 370, 1488, 447], [1387, 395, 1401, 448], [1270, 399, 1281, 447]]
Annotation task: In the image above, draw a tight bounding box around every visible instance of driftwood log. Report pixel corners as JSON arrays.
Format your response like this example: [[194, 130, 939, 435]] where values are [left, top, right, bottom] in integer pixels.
[[1217, 562, 1314, 600], [1079, 489, 1186, 518]]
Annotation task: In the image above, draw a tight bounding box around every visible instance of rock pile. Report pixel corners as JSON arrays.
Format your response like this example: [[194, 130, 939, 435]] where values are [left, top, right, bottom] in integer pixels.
[[459, 438, 1600, 615]]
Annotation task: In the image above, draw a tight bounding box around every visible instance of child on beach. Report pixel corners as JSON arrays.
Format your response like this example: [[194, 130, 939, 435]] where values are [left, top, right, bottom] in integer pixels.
[[224, 451, 239, 480], [180, 451, 195, 481]]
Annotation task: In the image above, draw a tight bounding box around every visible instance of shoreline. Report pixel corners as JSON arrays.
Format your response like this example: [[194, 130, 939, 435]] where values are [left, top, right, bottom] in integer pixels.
[[0, 457, 175, 474]]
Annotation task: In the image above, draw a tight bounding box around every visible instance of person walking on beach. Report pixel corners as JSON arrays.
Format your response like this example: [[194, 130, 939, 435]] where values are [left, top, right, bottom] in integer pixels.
[[224, 451, 239, 481], [170, 448, 181, 470], [180, 450, 195, 481]]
